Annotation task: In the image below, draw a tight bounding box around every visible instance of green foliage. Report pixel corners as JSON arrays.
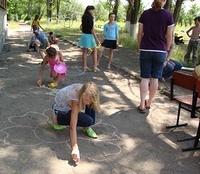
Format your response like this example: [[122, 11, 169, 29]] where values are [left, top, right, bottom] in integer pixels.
[[95, 2, 110, 21], [171, 44, 187, 62], [119, 33, 138, 50], [95, 0, 126, 22], [59, 0, 83, 20], [178, 3, 200, 26], [7, 0, 83, 21]]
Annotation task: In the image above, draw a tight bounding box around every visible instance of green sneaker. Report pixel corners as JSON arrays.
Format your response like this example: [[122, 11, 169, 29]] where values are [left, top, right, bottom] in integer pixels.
[[52, 124, 66, 130], [84, 127, 98, 139]]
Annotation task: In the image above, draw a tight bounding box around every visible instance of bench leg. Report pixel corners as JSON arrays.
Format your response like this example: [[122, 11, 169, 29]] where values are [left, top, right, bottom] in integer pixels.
[[166, 103, 188, 129], [181, 120, 200, 152]]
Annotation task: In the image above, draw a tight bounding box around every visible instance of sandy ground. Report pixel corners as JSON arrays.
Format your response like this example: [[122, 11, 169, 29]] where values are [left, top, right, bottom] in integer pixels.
[[0, 24, 199, 174]]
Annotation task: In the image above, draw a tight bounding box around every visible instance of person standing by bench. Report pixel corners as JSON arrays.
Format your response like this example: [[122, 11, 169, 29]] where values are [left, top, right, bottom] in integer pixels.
[[184, 16, 200, 66], [137, 0, 174, 113]]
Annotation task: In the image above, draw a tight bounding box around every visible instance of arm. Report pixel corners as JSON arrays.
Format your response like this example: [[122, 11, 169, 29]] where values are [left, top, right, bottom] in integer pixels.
[[103, 24, 106, 40], [165, 25, 174, 52], [36, 56, 48, 86], [137, 23, 144, 51], [186, 27, 193, 38], [69, 100, 80, 164], [38, 21, 45, 31], [31, 20, 34, 31], [92, 28, 100, 45], [58, 51, 64, 62], [116, 24, 119, 45]]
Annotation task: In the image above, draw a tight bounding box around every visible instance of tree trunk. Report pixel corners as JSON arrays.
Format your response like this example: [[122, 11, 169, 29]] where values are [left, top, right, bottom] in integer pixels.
[[125, 4, 131, 32], [27, 0, 32, 20], [47, 0, 53, 22], [56, 0, 61, 22], [112, 0, 119, 17], [164, 0, 173, 12], [130, 0, 141, 39], [173, 0, 184, 25]]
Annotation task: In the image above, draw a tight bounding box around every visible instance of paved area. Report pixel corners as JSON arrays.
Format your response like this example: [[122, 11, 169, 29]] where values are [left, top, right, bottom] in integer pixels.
[[0, 24, 199, 174]]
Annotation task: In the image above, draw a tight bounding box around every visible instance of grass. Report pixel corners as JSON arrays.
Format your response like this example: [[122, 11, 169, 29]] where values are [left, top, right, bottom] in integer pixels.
[[171, 44, 187, 62], [119, 33, 138, 50], [41, 19, 137, 49], [41, 20, 81, 40], [40, 20, 195, 64], [8, 21, 20, 29]]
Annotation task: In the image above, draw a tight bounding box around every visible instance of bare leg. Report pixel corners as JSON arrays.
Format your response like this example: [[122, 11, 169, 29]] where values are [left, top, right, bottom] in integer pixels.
[[39, 49, 45, 60], [97, 47, 104, 66], [147, 78, 158, 107], [92, 48, 98, 71], [108, 48, 114, 69], [82, 48, 88, 71], [139, 78, 150, 109]]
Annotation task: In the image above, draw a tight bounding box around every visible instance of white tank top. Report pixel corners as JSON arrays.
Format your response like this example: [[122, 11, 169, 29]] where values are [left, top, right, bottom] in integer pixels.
[[53, 83, 83, 112]]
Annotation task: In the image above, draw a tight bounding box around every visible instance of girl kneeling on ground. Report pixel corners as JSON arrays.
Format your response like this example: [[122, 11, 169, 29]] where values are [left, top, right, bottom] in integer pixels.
[[51, 82, 100, 165], [36, 46, 66, 88]]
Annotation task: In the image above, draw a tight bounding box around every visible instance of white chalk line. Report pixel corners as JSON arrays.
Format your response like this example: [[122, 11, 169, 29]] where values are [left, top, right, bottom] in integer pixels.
[[0, 109, 123, 161]]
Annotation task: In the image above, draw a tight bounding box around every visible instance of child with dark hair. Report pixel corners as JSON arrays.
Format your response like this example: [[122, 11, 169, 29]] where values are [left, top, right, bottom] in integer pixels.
[[184, 16, 200, 66], [48, 32, 59, 45], [36, 46, 66, 88], [99, 13, 119, 69], [31, 15, 44, 31], [79, 6, 100, 73]]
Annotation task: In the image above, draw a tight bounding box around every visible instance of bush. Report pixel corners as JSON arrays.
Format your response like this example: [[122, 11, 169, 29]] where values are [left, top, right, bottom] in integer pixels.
[[119, 33, 138, 50]]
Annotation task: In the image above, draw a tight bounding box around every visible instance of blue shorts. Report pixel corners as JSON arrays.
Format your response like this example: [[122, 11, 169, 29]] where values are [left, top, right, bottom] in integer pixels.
[[79, 34, 96, 48], [140, 51, 166, 78]]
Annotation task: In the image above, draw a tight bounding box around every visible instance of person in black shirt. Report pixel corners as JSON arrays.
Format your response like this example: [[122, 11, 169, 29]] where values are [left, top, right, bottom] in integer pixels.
[[79, 6, 100, 73]]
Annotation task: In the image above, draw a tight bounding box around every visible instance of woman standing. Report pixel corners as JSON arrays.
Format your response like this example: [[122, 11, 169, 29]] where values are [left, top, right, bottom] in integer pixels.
[[137, 0, 174, 113], [79, 6, 100, 73]]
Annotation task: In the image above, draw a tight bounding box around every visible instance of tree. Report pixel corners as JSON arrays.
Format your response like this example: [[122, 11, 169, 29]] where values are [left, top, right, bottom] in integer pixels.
[[95, 2, 109, 21], [129, 0, 141, 39], [112, 0, 120, 16], [56, 0, 61, 22], [47, 0, 53, 21], [186, 3, 200, 25], [164, 0, 173, 12], [173, 0, 184, 24]]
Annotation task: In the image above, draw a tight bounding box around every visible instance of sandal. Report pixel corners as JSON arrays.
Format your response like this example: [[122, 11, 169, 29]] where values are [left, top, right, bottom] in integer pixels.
[[47, 119, 67, 130], [52, 124, 67, 130], [145, 100, 151, 109], [137, 106, 147, 114], [93, 67, 100, 72], [84, 127, 98, 138], [48, 81, 58, 89], [83, 67, 92, 72]]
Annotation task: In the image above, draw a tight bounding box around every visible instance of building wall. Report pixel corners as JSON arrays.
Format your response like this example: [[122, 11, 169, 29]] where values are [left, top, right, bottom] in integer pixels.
[[0, 6, 7, 53]]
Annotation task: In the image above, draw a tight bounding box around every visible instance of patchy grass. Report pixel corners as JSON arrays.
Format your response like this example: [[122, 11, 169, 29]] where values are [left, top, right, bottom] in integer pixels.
[[41, 20, 194, 62], [41, 20, 81, 40], [119, 33, 138, 50], [8, 21, 20, 29], [171, 44, 187, 62]]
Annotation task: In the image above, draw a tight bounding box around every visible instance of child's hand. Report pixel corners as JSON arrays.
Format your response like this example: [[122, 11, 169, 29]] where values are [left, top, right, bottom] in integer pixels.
[[71, 148, 80, 165], [36, 79, 43, 87]]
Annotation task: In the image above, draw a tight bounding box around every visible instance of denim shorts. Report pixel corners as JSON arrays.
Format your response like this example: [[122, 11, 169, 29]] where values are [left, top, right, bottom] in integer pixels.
[[140, 51, 166, 78]]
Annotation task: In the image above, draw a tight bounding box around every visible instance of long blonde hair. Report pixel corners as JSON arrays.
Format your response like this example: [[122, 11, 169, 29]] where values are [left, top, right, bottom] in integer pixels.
[[78, 82, 100, 112], [152, 0, 165, 10]]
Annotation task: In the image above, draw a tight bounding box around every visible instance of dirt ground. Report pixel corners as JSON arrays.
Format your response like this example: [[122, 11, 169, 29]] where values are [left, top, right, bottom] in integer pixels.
[[0, 24, 199, 174]]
